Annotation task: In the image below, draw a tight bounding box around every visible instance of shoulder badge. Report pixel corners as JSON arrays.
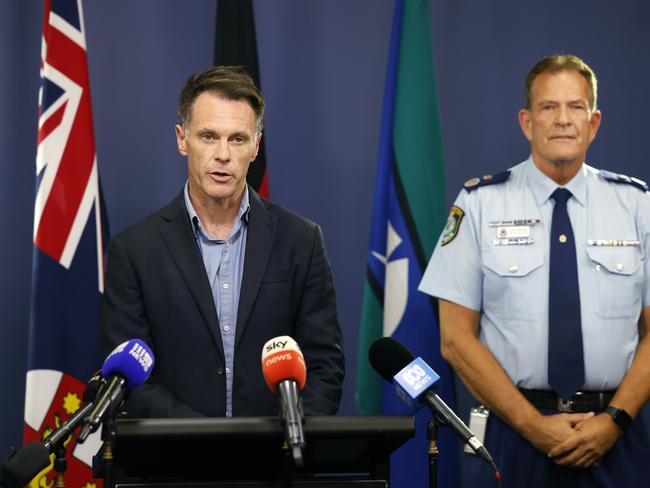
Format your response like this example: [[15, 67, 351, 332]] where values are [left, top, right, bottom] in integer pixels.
[[441, 206, 464, 246], [463, 170, 511, 193], [598, 169, 648, 192]]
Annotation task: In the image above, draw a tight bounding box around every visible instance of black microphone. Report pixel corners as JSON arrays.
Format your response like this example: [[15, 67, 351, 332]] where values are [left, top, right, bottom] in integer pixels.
[[1, 372, 105, 488], [369, 337, 495, 466], [78, 339, 155, 443]]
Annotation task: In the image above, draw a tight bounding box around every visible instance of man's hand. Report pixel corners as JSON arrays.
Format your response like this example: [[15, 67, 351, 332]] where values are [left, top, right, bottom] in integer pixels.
[[547, 413, 622, 468], [524, 411, 594, 455]]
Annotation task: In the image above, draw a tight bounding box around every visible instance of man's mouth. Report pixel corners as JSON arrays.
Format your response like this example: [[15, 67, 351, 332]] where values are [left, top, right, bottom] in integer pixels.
[[209, 171, 231, 181]]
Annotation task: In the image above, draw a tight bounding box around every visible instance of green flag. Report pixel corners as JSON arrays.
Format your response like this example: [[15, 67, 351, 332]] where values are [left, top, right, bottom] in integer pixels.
[[355, 0, 456, 485]]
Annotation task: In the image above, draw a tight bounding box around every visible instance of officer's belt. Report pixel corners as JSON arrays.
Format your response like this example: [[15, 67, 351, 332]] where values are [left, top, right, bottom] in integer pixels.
[[519, 388, 616, 413]]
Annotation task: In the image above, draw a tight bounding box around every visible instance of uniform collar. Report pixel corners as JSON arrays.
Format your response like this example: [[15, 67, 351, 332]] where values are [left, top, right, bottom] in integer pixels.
[[524, 156, 587, 207]]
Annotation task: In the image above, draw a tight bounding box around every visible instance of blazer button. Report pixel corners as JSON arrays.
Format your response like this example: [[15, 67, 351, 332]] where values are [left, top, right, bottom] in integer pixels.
[[217, 367, 224, 375]]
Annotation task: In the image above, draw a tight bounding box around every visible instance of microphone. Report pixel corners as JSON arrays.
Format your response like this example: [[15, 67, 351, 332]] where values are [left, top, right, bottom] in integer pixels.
[[261, 336, 307, 467], [369, 337, 495, 466], [77, 339, 155, 443], [1, 372, 106, 488]]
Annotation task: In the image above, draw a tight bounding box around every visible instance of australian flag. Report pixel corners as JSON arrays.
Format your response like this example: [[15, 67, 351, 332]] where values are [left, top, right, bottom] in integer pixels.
[[23, 0, 108, 486]]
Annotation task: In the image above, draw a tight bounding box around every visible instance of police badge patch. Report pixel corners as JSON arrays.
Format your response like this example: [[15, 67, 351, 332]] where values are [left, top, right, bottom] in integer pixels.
[[441, 206, 464, 246]]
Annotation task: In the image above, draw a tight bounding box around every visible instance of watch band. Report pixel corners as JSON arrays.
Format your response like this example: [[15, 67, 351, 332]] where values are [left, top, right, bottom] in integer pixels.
[[605, 405, 633, 431]]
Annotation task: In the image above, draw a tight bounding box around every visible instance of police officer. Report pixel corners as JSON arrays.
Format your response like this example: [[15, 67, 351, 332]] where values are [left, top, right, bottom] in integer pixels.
[[419, 54, 650, 487]]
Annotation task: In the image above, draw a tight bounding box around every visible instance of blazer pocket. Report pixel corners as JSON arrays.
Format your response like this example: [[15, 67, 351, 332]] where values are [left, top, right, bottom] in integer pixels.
[[262, 265, 297, 284]]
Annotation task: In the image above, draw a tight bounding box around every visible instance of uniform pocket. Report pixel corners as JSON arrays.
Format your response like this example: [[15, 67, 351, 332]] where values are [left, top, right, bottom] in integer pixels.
[[482, 249, 545, 320], [586, 247, 643, 319]]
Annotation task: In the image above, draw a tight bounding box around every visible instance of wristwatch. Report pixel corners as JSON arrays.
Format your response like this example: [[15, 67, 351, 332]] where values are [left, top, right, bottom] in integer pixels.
[[604, 406, 633, 431]]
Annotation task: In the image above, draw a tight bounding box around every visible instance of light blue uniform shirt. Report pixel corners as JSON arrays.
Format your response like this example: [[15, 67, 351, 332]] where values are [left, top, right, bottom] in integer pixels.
[[419, 157, 650, 390], [184, 183, 249, 416]]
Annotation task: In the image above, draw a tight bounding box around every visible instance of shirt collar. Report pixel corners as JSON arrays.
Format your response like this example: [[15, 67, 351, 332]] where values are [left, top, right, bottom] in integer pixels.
[[524, 156, 587, 207], [183, 182, 251, 239]]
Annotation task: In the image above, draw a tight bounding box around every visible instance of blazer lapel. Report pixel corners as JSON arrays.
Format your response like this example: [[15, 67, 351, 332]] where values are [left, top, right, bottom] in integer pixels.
[[236, 188, 277, 348], [158, 193, 225, 360]]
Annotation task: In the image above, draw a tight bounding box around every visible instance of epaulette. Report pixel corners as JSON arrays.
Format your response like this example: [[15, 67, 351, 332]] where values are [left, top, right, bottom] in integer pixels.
[[463, 170, 511, 193], [598, 169, 648, 192]]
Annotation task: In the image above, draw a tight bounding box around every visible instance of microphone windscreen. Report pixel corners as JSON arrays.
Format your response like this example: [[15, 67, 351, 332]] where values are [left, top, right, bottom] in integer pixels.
[[261, 336, 306, 393], [368, 336, 415, 381], [102, 339, 155, 391], [1, 442, 50, 487]]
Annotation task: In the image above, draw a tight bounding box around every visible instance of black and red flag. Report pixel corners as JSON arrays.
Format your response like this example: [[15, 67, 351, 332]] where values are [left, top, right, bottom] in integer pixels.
[[215, 0, 269, 197]]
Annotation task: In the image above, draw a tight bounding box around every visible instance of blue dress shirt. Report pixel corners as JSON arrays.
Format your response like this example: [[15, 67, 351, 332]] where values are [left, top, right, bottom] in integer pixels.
[[419, 157, 650, 390], [184, 183, 249, 416]]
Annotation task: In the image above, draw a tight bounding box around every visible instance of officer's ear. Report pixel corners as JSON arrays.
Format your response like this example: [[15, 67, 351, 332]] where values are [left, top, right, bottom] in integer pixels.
[[518, 109, 533, 143]]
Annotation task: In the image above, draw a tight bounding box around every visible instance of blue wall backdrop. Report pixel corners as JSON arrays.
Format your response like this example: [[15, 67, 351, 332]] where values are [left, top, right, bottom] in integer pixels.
[[2, 0, 649, 456]]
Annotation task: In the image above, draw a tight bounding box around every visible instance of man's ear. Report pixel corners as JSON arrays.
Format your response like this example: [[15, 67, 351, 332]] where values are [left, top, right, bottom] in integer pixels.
[[175, 124, 188, 156], [518, 108, 533, 142]]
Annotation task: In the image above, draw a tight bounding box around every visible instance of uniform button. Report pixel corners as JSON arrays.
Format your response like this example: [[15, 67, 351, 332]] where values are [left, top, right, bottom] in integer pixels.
[[559, 234, 567, 244], [223, 283, 229, 289], [224, 325, 230, 331], [509, 264, 519, 273], [596, 264, 602, 272], [225, 368, 231, 374], [616, 263, 624, 272], [217, 367, 224, 375]]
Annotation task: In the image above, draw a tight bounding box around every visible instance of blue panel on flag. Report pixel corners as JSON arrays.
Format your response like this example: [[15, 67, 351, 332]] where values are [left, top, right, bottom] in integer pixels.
[[28, 205, 102, 381], [51, 0, 81, 31], [41, 78, 65, 115]]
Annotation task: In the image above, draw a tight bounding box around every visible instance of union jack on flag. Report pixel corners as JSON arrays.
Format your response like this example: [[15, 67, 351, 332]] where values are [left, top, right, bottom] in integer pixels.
[[24, 0, 108, 486]]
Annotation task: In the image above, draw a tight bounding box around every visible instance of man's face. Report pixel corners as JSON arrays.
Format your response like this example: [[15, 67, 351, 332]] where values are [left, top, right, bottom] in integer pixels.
[[175, 92, 260, 208], [518, 70, 601, 169]]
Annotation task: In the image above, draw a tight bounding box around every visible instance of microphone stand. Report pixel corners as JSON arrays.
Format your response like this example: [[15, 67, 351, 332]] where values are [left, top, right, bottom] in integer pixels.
[[101, 413, 117, 488], [427, 418, 439, 488], [53, 445, 67, 488]]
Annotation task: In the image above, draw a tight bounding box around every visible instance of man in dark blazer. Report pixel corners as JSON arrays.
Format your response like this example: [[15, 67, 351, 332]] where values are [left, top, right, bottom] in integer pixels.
[[102, 66, 345, 417]]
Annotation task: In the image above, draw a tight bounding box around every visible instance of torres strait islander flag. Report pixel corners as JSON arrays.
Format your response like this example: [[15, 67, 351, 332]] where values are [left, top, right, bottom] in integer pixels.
[[23, 0, 108, 486]]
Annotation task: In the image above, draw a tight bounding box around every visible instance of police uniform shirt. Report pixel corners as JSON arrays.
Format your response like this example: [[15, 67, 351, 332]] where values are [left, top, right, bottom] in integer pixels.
[[419, 157, 650, 391]]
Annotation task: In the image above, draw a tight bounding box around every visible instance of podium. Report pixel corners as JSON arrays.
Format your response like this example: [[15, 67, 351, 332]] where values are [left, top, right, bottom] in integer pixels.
[[107, 416, 413, 488]]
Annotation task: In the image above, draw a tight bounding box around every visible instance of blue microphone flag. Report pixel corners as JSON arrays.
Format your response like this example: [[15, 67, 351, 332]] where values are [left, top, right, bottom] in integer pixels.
[[102, 339, 154, 392], [393, 357, 440, 411]]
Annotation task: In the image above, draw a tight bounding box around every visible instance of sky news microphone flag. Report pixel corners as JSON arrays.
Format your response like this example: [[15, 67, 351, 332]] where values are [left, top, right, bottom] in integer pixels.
[[24, 0, 109, 486], [355, 0, 458, 486]]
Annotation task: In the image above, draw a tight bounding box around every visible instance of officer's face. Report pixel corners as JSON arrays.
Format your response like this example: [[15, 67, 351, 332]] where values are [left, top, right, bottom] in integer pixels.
[[518, 70, 601, 170]]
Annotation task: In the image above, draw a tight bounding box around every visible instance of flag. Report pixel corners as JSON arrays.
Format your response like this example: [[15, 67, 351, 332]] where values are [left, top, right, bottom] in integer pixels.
[[23, 0, 108, 486], [214, 0, 269, 197], [355, 0, 459, 486]]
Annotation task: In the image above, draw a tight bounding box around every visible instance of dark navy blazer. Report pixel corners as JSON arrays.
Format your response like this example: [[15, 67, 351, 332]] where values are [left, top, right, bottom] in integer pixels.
[[101, 187, 345, 417]]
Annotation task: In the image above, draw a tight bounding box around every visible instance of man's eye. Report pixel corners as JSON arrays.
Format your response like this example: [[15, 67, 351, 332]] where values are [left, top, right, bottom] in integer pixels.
[[232, 137, 245, 144], [201, 133, 214, 141]]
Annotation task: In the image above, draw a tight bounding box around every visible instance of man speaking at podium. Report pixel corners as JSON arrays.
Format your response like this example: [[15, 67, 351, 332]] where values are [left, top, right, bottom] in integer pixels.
[[101, 66, 344, 418]]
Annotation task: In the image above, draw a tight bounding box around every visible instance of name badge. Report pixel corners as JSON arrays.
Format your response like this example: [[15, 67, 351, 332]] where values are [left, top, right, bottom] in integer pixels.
[[496, 226, 530, 239]]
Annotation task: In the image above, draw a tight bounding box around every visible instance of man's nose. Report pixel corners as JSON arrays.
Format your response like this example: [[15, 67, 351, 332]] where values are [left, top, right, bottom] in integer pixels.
[[214, 141, 230, 161], [555, 106, 571, 126]]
